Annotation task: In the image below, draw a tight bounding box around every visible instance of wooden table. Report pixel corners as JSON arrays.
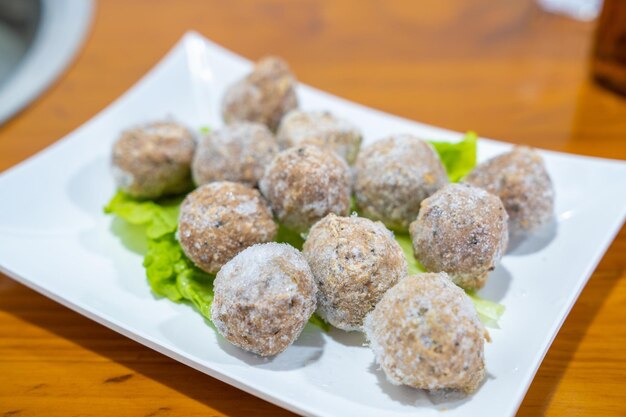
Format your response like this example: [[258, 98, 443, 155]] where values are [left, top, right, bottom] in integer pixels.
[[1, 1, 625, 415]]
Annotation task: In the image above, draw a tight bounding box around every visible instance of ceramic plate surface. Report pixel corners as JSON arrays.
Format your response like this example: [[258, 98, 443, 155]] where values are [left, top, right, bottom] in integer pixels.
[[1, 32, 626, 417]]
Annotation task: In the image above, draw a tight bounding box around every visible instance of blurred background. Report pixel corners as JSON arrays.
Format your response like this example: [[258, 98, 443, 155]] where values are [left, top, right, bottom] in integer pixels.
[[0, 0, 92, 125], [1, 0, 626, 167]]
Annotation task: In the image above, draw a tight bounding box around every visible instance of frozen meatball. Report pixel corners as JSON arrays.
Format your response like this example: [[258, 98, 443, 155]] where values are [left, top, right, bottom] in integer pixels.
[[178, 182, 277, 274], [259, 145, 351, 233], [222, 56, 298, 131], [211, 243, 317, 356], [192, 122, 279, 186], [464, 146, 554, 235], [354, 135, 448, 231], [364, 272, 487, 394], [409, 183, 508, 290], [111, 121, 195, 199], [303, 214, 407, 331], [277, 110, 362, 164]]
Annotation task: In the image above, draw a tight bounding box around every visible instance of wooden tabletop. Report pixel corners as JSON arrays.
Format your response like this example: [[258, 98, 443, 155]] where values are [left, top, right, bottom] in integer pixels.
[[1, 0, 625, 415]]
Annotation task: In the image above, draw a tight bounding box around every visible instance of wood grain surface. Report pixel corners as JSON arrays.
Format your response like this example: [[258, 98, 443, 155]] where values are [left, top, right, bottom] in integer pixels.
[[1, 1, 625, 416]]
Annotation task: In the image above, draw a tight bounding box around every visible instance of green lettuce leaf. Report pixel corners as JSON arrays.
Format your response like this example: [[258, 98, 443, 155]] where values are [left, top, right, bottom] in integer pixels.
[[176, 263, 214, 320], [105, 192, 213, 320], [466, 290, 506, 328], [275, 223, 305, 250], [105, 193, 330, 330], [309, 313, 331, 332], [394, 233, 426, 275], [104, 191, 180, 239], [393, 233, 504, 327], [143, 236, 185, 301], [428, 131, 478, 182], [143, 232, 215, 320]]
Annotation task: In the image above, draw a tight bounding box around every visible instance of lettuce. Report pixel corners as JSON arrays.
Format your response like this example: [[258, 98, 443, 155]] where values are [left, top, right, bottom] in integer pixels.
[[308, 314, 331, 332], [143, 232, 215, 320], [466, 290, 506, 329], [392, 233, 504, 327], [394, 233, 426, 275], [104, 192, 180, 239], [140, 231, 215, 319], [143, 236, 185, 301], [398, 132, 504, 326], [175, 263, 214, 320], [275, 223, 305, 249], [105, 192, 214, 320], [105, 193, 328, 329], [428, 131, 477, 182]]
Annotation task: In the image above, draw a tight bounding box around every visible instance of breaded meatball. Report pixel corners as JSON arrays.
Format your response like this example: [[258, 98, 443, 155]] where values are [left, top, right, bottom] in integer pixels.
[[178, 182, 277, 274], [112, 121, 195, 199], [192, 122, 279, 186], [364, 273, 487, 394], [354, 135, 448, 231], [464, 146, 554, 235], [222, 56, 298, 131], [211, 242, 317, 356], [259, 146, 351, 233], [276, 110, 362, 164], [303, 214, 407, 331], [409, 183, 508, 290]]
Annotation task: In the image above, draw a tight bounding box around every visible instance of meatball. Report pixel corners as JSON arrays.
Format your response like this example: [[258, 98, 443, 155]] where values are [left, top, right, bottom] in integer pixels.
[[464, 146, 554, 235], [276, 110, 362, 164], [363, 272, 487, 394], [259, 145, 351, 233], [178, 182, 277, 274], [111, 121, 195, 199], [211, 242, 317, 356], [409, 183, 508, 290], [222, 56, 298, 131], [354, 135, 448, 231], [303, 214, 407, 331], [192, 122, 279, 186]]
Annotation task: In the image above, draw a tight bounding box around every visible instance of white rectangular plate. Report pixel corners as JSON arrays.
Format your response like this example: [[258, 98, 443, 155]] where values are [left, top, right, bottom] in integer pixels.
[[1, 32, 626, 417]]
